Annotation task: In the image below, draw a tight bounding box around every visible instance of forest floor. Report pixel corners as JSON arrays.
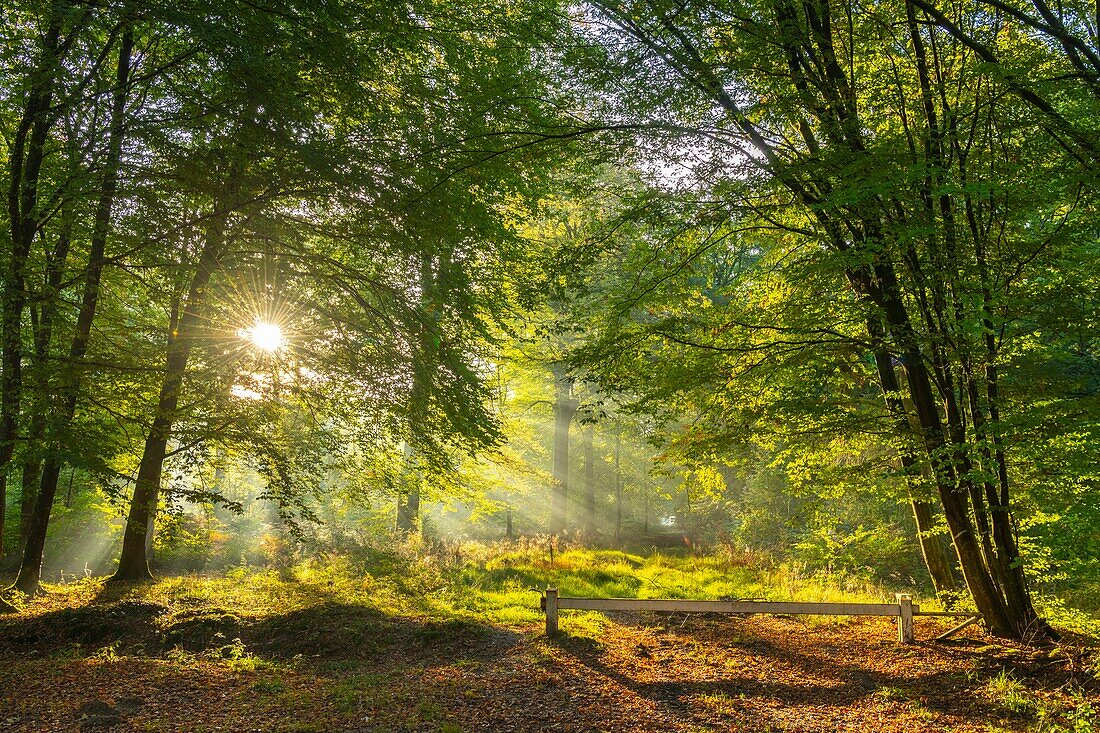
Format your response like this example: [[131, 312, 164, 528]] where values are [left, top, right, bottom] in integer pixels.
[[0, 548, 1096, 733]]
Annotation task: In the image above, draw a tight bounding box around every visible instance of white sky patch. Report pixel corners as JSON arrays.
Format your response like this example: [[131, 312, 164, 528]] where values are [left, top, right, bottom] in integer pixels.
[[231, 384, 264, 401]]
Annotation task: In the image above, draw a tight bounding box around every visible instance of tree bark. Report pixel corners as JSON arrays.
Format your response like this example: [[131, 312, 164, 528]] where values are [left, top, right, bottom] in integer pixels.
[[909, 495, 960, 596], [396, 443, 417, 535], [10, 218, 73, 569], [396, 251, 448, 537], [582, 423, 596, 540], [0, 7, 65, 571], [112, 186, 226, 583], [614, 427, 622, 546], [15, 25, 133, 595], [868, 320, 960, 595], [549, 365, 577, 534], [870, 260, 1014, 635]]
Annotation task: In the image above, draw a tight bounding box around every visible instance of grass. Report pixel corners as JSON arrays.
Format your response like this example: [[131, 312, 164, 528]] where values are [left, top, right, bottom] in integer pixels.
[[983, 670, 1097, 732], [442, 546, 904, 624], [8, 542, 1098, 647], [985, 670, 1038, 716], [1, 541, 1097, 733], [9, 541, 1088, 643]]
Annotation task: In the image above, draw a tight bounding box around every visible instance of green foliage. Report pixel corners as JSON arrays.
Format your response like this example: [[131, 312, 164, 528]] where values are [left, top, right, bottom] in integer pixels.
[[0, 0, 584, 583], [545, 0, 1100, 629], [793, 519, 919, 584]]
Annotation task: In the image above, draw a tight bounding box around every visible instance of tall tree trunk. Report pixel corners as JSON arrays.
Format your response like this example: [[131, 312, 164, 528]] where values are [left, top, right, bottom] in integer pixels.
[[397, 251, 447, 537], [582, 423, 595, 540], [14, 26, 133, 595], [11, 220, 73, 569], [112, 188, 227, 583], [64, 468, 74, 508], [396, 443, 417, 535], [395, 468, 420, 537], [872, 261, 1014, 635], [549, 365, 576, 535], [909, 495, 960, 596], [869, 320, 960, 595], [0, 8, 65, 584], [898, 0, 1037, 636], [18, 458, 39, 541], [614, 427, 622, 546], [972, 199, 1041, 634]]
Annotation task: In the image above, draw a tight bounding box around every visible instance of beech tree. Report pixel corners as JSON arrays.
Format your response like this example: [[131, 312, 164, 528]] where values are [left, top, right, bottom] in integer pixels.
[[564, 0, 1100, 637], [1, 0, 575, 593]]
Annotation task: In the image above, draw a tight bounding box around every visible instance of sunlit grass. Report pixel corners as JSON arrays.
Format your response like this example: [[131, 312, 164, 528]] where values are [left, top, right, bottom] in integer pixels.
[[17, 543, 914, 638], [444, 546, 897, 617]]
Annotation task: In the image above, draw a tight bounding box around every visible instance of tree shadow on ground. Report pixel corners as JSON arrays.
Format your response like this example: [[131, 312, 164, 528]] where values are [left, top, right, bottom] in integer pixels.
[[0, 597, 167, 654], [0, 596, 523, 670], [246, 601, 521, 666], [549, 616, 1018, 729], [659, 614, 1088, 696]]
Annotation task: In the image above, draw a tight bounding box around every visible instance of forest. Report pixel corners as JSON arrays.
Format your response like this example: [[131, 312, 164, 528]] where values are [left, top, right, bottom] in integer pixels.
[[0, 0, 1097, 731]]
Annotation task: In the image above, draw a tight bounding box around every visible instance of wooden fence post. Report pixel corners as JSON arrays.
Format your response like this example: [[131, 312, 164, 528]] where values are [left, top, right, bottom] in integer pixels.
[[896, 593, 914, 643], [545, 588, 559, 636]]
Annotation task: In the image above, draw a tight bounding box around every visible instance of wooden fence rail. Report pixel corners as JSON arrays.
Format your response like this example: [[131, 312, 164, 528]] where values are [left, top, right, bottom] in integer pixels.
[[539, 589, 979, 643]]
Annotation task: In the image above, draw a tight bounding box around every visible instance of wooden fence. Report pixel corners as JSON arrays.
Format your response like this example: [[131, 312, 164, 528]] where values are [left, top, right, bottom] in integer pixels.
[[539, 589, 980, 643]]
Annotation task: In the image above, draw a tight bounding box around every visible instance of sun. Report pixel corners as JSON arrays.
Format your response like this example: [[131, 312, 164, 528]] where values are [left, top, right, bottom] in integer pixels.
[[246, 321, 285, 352]]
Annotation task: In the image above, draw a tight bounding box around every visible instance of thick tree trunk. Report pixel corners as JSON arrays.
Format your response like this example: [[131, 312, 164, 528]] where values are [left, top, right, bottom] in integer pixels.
[[909, 496, 960, 596], [113, 429, 166, 582], [13, 225, 71, 568], [868, 323, 960, 595], [0, 10, 64, 571], [112, 189, 226, 583], [975, 221, 1042, 635], [901, 0, 1041, 636], [549, 366, 577, 535], [848, 254, 1012, 634], [874, 264, 1014, 635], [395, 476, 419, 537], [15, 26, 134, 595], [18, 458, 39, 541], [397, 251, 447, 537]]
